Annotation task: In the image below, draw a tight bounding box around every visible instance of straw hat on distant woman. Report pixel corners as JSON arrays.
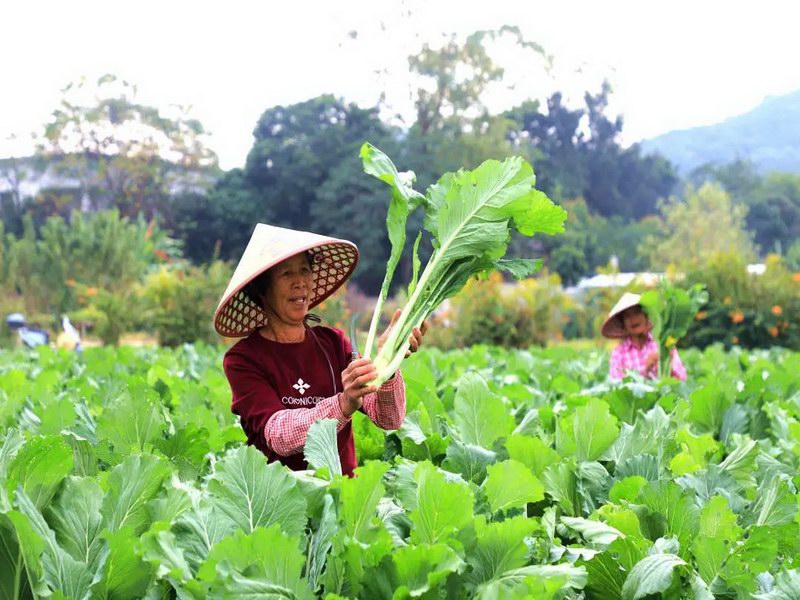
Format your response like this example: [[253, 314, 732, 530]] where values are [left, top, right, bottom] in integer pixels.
[[214, 224, 426, 477], [601, 292, 686, 381]]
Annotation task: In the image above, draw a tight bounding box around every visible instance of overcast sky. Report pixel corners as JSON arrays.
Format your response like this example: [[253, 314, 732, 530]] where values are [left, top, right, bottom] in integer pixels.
[[2, 0, 799, 169]]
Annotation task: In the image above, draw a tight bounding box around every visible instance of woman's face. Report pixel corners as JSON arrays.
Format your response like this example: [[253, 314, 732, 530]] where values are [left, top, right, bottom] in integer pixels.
[[261, 254, 314, 326], [621, 306, 650, 337]]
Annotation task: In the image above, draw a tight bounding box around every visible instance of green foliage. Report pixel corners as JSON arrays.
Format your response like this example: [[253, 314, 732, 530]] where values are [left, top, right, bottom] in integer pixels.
[[743, 172, 800, 255], [505, 83, 678, 219], [683, 253, 800, 349], [645, 183, 757, 270], [35, 74, 217, 225], [0, 210, 173, 322], [140, 260, 232, 346], [640, 279, 708, 376], [361, 143, 566, 384], [4, 308, 800, 597]]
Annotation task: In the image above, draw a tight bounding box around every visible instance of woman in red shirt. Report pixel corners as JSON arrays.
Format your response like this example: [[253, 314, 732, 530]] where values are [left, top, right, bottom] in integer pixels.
[[214, 224, 425, 476]]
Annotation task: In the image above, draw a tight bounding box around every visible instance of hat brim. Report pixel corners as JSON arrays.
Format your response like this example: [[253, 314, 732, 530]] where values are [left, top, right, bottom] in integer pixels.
[[601, 314, 628, 338], [214, 238, 358, 337], [600, 292, 644, 339]]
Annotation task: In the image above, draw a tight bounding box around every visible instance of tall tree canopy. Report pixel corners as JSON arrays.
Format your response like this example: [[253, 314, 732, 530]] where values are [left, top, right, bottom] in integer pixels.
[[35, 74, 218, 225]]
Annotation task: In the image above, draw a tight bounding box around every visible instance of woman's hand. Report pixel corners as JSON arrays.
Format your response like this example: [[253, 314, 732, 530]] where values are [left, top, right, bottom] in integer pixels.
[[645, 351, 659, 372], [377, 309, 429, 357], [338, 358, 379, 417]]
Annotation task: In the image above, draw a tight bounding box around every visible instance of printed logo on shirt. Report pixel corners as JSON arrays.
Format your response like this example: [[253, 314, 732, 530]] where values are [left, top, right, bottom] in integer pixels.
[[281, 395, 326, 407], [293, 378, 311, 395]]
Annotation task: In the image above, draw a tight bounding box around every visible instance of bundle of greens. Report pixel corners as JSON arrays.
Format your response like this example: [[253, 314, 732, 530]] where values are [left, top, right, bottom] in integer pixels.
[[639, 280, 708, 378], [359, 143, 567, 386]]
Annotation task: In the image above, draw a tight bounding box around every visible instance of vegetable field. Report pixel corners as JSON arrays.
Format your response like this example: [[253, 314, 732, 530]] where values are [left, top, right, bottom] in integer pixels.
[[1, 344, 800, 599]]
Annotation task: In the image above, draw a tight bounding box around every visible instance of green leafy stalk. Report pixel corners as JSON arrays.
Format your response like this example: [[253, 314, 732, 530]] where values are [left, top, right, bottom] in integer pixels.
[[359, 144, 424, 359], [361, 143, 567, 386], [640, 280, 708, 378]]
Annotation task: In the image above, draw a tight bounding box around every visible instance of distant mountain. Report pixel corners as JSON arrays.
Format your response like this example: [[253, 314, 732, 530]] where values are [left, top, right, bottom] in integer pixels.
[[641, 89, 800, 174]]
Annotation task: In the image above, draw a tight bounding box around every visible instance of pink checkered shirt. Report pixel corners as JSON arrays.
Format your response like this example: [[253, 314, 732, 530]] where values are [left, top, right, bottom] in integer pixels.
[[609, 333, 686, 381], [265, 373, 405, 456]]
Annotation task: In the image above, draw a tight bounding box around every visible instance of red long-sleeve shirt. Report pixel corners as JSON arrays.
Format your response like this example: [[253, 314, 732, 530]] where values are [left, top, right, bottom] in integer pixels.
[[223, 326, 405, 476]]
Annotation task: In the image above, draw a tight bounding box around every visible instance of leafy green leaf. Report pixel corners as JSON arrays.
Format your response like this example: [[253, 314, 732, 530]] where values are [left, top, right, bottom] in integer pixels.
[[307, 494, 337, 592], [689, 383, 732, 435], [335, 460, 388, 542], [140, 521, 193, 583], [200, 524, 313, 599], [442, 440, 497, 484], [454, 372, 515, 449], [360, 142, 424, 359], [561, 517, 624, 548], [746, 474, 797, 527], [483, 460, 544, 513], [542, 460, 579, 516], [3, 509, 47, 598], [13, 487, 96, 600], [721, 526, 778, 595], [609, 476, 648, 503], [46, 476, 104, 569], [410, 461, 474, 544], [557, 399, 619, 462], [477, 564, 587, 599], [691, 495, 742, 586], [636, 481, 699, 559], [7, 435, 74, 510], [95, 386, 166, 453], [304, 419, 342, 479], [174, 502, 235, 571], [505, 434, 559, 477], [620, 553, 686, 600], [101, 453, 171, 534], [92, 530, 154, 598], [754, 570, 800, 599], [494, 258, 542, 279], [393, 543, 465, 597], [669, 427, 720, 475], [469, 515, 537, 585], [207, 446, 307, 537], [366, 152, 566, 385]]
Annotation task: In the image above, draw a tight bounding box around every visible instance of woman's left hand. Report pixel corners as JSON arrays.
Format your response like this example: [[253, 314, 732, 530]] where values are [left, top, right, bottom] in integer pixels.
[[378, 309, 429, 357]]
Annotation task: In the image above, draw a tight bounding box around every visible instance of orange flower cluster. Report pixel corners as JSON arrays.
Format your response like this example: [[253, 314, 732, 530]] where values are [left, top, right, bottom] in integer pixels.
[[793, 272, 800, 283], [769, 326, 780, 338], [729, 310, 745, 324], [695, 311, 707, 320], [771, 305, 783, 316]]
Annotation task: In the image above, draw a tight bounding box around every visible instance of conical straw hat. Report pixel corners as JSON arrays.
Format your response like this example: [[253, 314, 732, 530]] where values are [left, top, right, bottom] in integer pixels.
[[214, 224, 358, 337], [600, 292, 642, 338]]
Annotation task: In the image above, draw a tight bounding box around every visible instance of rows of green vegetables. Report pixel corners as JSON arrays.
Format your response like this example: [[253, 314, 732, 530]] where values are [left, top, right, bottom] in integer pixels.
[[1, 343, 799, 598]]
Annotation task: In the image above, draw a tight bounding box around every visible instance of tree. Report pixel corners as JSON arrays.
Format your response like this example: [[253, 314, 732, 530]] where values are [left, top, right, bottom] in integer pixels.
[[690, 160, 800, 255], [201, 95, 403, 292], [644, 183, 756, 270], [505, 83, 678, 219], [409, 26, 548, 136], [404, 27, 549, 188], [0, 209, 174, 317], [35, 74, 218, 225], [171, 169, 266, 264], [505, 95, 586, 201]]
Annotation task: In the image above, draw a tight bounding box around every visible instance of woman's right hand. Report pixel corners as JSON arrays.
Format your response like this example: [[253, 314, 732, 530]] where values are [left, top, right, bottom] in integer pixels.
[[645, 351, 659, 371], [338, 358, 379, 417]]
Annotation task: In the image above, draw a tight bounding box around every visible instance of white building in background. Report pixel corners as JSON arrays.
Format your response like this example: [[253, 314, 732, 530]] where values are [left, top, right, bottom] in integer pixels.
[[0, 156, 215, 211], [566, 264, 766, 296]]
